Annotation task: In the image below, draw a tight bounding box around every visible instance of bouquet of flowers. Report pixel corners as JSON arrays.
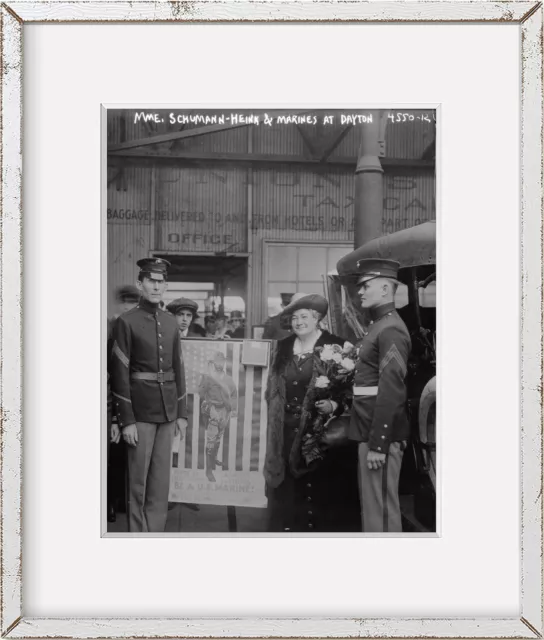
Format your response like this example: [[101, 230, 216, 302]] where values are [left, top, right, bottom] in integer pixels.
[[301, 341, 358, 465]]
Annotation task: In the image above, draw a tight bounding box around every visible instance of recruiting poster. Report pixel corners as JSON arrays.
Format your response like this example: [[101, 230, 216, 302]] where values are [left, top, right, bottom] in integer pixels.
[[169, 339, 270, 508]]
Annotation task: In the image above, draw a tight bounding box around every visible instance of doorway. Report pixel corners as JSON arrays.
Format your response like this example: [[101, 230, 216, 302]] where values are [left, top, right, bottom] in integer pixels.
[[153, 254, 248, 328]]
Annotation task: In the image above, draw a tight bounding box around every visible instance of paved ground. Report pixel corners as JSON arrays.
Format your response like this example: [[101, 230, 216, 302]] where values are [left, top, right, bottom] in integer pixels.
[[107, 495, 429, 534], [108, 503, 267, 534]]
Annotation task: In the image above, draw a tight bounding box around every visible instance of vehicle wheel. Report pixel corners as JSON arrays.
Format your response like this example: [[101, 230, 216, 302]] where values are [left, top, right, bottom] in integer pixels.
[[418, 376, 436, 490]]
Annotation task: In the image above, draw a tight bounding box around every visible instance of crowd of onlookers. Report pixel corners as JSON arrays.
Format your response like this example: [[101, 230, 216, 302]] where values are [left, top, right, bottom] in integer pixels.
[[201, 312, 245, 339], [111, 284, 246, 339]]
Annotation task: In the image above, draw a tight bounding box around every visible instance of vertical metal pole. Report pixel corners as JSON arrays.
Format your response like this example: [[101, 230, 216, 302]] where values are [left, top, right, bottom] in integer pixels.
[[354, 110, 384, 249], [227, 506, 237, 532], [150, 165, 158, 251], [177, 503, 183, 532], [246, 126, 254, 337], [219, 279, 226, 316]]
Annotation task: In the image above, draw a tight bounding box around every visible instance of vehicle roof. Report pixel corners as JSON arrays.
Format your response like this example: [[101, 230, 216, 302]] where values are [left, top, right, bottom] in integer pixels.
[[336, 221, 436, 275]]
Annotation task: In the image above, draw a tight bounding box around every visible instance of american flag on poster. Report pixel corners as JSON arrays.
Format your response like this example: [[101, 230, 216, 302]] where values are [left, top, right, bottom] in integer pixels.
[[169, 339, 269, 508]]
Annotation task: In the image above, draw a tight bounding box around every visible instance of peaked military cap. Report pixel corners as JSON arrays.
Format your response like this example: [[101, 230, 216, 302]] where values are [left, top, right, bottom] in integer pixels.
[[115, 284, 140, 303], [137, 257, 171, 280], [355, 258, 401, 285], [166, 297, 199, 317], [281, 293, 328, 318]]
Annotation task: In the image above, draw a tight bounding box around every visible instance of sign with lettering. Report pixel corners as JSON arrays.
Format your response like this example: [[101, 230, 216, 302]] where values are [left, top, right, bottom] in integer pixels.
[[251, 169, 435, 234], [107, 166, 436, 243], [156, 167, 248, 253]]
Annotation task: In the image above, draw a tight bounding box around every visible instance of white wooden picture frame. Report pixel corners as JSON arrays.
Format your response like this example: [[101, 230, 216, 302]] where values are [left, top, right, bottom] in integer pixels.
[[1, 2, 542, 638]]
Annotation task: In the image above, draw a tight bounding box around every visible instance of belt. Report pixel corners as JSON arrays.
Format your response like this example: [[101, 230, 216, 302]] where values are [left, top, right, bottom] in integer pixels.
[[353, 386, 378, 396], [131, 371, 175, 383]]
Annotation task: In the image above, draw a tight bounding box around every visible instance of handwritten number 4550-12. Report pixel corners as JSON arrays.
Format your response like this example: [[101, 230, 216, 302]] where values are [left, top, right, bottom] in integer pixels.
[[388, 113, 435, 123]]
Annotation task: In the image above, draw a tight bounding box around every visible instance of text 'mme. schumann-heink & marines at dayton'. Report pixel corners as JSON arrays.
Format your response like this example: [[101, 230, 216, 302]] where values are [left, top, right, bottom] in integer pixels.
[[108, 254, 413, 534]]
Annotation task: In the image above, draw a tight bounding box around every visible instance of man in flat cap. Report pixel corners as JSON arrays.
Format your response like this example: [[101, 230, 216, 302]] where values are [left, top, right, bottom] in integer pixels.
[[166, 297, 203, 338], [198, 351, 238, 482], [115, 285, 140, 315], [108, 286, 141, 358], [348, 259, 411, 533], [110, 258, 188, 532]]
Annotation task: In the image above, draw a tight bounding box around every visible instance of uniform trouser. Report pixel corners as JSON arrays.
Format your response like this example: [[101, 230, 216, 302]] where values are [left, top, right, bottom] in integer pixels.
[[205, 406, 229, 448], [357, 441, 404, 533], [204, 405, 229, 469], [126, 421, 175, 533]]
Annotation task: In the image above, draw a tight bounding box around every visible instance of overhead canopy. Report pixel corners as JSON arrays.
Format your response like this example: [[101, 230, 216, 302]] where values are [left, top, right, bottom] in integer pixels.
[[336, 221, 436, 276], [153, 254, 247, 298]]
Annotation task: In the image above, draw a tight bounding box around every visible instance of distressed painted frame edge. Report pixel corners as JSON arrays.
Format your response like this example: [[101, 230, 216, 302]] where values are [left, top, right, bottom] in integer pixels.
[[0, 2, 541, 638]]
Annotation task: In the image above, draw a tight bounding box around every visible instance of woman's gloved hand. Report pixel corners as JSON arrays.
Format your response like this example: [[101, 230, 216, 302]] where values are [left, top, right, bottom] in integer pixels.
[[315, 399, 338, 415]]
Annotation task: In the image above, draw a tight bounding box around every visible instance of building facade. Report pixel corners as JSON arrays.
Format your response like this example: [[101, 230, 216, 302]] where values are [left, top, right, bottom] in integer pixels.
[[107, 109, 435, 330]]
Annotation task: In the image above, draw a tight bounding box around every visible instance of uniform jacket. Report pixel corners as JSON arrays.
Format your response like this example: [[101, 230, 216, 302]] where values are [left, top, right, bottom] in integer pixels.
[[198, 372, 238, 413], [264, 331, 345, 488], [348, 301, 411, 453], [110, 298, 187, 426]]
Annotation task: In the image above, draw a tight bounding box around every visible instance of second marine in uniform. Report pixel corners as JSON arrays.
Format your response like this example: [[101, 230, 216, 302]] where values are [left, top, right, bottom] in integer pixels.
[[348, 258, 411, 533], [110, 258, 188, 533]]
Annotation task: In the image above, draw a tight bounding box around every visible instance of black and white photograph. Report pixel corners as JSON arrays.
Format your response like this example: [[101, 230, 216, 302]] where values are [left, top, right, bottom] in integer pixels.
[[105, 107, 437, 535], [3, 4, 536, 634]]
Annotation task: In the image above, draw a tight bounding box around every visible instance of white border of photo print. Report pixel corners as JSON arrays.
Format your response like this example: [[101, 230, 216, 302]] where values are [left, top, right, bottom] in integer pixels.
[[2, 2, 542, 638]]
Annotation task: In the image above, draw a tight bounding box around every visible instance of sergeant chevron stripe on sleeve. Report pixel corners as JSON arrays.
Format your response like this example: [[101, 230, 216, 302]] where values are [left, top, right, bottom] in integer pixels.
[[379, 343, 407, 377], [113, 341, 129, 368]]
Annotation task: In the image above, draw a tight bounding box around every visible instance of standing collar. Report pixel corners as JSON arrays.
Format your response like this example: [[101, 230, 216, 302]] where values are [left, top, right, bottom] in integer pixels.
[[138, 297, 159, 314], [369, 301, 396, 322]]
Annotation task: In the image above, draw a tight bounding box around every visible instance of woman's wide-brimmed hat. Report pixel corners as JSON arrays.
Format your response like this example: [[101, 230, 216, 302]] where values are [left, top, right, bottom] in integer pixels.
[[281, 293, 328, 319]]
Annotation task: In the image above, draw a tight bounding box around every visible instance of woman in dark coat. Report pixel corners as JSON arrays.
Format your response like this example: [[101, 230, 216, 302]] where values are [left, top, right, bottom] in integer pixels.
[[263, 294, 361, 533]]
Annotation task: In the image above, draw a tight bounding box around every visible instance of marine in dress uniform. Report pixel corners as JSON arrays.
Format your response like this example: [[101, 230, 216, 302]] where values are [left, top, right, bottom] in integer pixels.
[[348, 259, 411, 533], [166, 297, 202, 338], [110, 258, 188, 533], [198, 351, 238, 482], [165, 296, 204, 512]]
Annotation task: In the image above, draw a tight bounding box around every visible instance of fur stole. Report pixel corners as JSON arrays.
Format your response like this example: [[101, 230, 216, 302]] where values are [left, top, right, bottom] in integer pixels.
[[263, 330, 345, 488]]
